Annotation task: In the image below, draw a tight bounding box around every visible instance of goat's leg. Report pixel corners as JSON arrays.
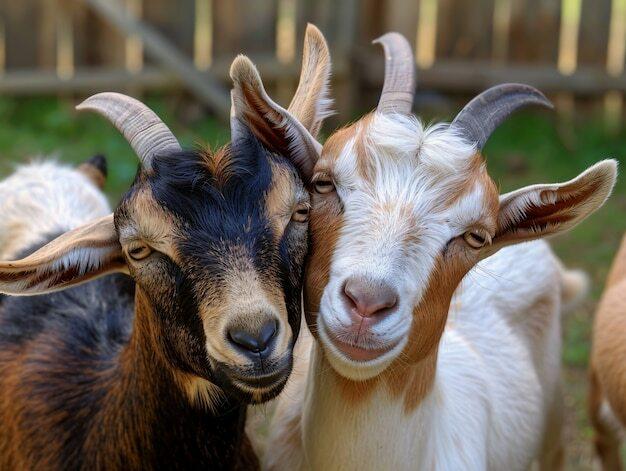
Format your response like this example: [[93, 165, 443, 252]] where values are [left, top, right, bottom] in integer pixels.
[[589, 369, 623, 471]]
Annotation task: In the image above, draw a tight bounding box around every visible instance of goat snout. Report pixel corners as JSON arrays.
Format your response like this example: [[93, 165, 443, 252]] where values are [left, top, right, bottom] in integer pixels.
[[342, 277, 398, 321], [227, 318, 278, 360]]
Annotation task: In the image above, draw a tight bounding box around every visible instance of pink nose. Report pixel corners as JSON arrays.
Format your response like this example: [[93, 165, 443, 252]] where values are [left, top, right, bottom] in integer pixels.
[[343, 277, 398, 319]]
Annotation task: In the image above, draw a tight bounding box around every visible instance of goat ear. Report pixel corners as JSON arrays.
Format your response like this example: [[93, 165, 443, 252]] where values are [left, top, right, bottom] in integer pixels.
[[287, 23, 333, 138], [492, 160, 617, 249], [230, 55, 323, 181], [0, 214, 126, 296], [77, 154, 108, 189]]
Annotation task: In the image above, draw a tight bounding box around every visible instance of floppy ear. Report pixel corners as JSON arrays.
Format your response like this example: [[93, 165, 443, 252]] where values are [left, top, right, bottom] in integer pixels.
[[492, 160, 617, 249], [287, 23, 333, 138], [230, 25, 332, 181], [0, 214, 126, 296]]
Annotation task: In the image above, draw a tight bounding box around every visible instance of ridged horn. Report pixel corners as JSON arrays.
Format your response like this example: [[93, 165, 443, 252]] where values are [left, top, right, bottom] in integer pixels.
[[77, 92, 181, 169], [373, 32, 416, 115], [451, 83, 553, 150]]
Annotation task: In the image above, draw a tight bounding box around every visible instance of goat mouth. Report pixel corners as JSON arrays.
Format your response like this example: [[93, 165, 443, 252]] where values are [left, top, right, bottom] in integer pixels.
[[325, 329, 399, 362], [213, 356, 292, 403], [230, 369, 288, 389]]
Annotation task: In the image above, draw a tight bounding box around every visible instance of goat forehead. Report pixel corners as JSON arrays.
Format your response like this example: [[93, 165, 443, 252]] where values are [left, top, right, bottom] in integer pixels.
[[323, 114, 498, 275], [327, 113, 477, 189], [121, 156, 301, 270]]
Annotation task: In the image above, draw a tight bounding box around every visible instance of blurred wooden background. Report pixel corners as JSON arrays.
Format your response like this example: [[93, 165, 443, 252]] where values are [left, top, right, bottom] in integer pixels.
[[1, 0, 625, 123]]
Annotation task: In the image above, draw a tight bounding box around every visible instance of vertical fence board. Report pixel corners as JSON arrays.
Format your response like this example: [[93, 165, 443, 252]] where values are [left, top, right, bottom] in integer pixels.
[[509, 0, 561, 63], [579, 0, 611, 66], [384, 0, 418, 41], [437, 0, 493, 60], [4, 2, 39, 68], [144, 0, 195, 59]]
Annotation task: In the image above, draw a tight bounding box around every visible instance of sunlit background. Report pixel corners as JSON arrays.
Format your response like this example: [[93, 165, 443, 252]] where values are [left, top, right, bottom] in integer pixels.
[[1, 0, 626, 467]]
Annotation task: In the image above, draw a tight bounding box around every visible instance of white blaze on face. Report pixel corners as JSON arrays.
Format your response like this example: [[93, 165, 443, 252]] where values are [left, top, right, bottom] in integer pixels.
[[316, 113, 490, 379]]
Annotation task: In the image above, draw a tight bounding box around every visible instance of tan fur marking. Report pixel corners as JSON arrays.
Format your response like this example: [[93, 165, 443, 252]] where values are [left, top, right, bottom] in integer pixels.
[[590, 234, 626, 468], [173, 372, 225, 412], [201, 146, 235, 188], [77, 162, 106, 189], [435, 153, 497, 212], [265, 161, 298, 239], [304, 192, 344, 333], [320, 125, 356, 165], [123, 188, 182, 264], [353, 114, 376, 181]]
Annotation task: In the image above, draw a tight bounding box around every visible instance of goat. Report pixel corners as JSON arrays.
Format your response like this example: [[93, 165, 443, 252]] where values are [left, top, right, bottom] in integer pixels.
[[265, 32, 617, 470], [0, 155, 109, 260], [0, 24, 331, 469], [590, 235, 626, 470]]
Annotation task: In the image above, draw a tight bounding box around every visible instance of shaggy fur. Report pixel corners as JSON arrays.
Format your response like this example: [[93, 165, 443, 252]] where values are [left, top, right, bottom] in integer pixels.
[[0, 160, 110, 260]]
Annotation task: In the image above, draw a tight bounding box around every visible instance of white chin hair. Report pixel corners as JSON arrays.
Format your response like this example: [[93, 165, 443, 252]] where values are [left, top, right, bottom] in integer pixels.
[[317, 318, 407, 381]]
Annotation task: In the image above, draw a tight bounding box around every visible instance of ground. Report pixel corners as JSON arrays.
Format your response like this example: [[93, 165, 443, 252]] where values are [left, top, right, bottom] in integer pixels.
[[0, 96, 624, 468]]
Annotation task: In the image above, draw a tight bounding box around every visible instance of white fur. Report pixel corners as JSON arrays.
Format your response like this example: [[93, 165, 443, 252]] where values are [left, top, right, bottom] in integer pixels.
[[0, 160, 110, 259], [264, 113, 583, 470], [266, 242, 565, 470]]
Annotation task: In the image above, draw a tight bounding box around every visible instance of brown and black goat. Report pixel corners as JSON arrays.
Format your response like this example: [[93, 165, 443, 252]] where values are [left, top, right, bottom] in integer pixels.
[[0, 24, 331, 470]]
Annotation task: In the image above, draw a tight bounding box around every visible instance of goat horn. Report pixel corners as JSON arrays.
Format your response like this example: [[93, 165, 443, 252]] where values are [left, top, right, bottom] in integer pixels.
[[77, 92, 181, 169], [451, 83, 553, 150], [373, 32, 416, 115]]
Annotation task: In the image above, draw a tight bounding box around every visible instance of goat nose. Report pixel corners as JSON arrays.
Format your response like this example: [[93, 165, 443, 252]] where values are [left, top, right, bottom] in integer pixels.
[[227, 319, 278, 358], [343, 277, 398, 319]]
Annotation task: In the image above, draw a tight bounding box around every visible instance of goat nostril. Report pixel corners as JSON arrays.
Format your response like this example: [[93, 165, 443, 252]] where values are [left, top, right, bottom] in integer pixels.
[[343, 281, 359, 310], [227, 319, 278, 354], [343, 278, 398, 318], [259, 319, 278, 349]]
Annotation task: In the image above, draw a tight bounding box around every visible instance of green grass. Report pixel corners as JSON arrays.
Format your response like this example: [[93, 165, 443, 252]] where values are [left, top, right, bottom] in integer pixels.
[[0, 96, 230, 200], [0, 96, 624, 468]]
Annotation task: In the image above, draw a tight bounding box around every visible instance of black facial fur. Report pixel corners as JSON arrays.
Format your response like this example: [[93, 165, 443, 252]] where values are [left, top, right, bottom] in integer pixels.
[[116, 125, 307, 402]]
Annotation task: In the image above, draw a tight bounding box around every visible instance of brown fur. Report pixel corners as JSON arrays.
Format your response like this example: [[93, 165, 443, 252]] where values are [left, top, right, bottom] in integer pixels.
[[77, 162, 106, 189], [590, 234, 626, 469]]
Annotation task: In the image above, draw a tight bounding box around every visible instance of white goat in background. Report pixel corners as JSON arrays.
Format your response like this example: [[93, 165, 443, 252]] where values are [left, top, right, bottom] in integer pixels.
[[0, 155, 110, 259], [265, 32, 615, 471]]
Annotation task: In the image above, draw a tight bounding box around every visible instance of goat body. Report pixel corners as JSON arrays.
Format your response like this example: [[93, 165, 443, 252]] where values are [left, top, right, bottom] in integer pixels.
[[268, 241, 576, 470]]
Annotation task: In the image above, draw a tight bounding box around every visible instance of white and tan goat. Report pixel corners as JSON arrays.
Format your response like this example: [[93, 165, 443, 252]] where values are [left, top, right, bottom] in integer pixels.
[[265, 33, 616, 470], [590, 235, 626, 470]]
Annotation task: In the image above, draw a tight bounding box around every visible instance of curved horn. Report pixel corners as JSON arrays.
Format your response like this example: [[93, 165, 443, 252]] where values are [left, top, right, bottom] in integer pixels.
[[76, 92, 181, 169], [373, 32, 416, 115], [451, 83, 553, 150]]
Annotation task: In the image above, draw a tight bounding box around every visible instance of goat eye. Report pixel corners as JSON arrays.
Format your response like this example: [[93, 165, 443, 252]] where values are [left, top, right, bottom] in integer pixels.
[[463, 231, 490, 249], [314, 179, 335, 194], [128, 244, 152, 261], [292, 204, 310, 223]]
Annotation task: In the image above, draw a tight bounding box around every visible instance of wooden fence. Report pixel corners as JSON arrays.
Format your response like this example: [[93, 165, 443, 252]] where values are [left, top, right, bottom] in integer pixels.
[[1, 0, 626, 121]]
